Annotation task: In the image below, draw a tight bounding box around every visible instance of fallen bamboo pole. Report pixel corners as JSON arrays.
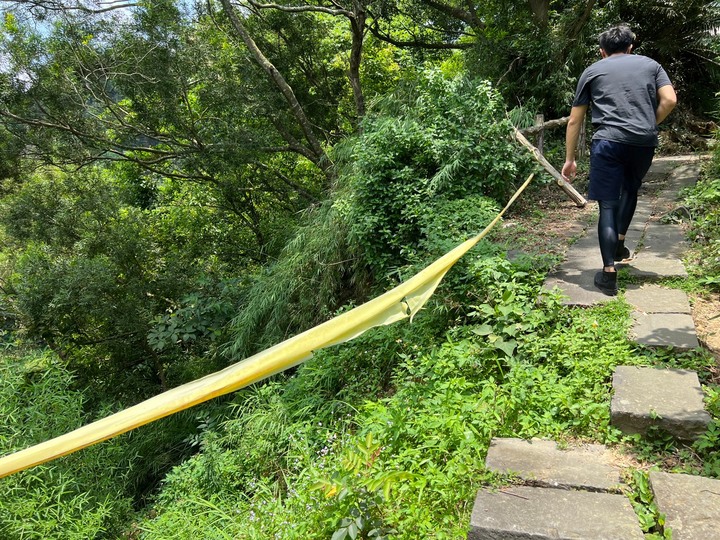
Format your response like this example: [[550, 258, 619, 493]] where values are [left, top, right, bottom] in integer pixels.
[[513, 127, 587, 207], [519, 116, 569, 136]]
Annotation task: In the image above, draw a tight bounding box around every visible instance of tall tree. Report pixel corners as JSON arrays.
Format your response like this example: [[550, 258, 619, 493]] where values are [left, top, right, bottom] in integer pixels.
[[219, 0, 333, 172], [0, 2, 329, 256]]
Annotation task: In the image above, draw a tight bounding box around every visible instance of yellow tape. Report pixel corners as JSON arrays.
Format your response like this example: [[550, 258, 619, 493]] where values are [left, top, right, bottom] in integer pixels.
[[0, 174, 534, 479]]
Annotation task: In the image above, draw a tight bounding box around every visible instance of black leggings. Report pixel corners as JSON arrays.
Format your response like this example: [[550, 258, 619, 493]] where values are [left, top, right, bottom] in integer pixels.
[[598, 189, 638, 267]]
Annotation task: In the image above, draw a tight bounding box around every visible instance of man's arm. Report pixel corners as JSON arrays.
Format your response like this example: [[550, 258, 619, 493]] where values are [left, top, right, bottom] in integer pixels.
[[561, 104, 588, 181], [656, 85, 677, 124]]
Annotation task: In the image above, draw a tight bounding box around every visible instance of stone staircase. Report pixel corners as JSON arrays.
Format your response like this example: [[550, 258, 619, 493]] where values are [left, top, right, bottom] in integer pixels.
[[468, 156, 720, 539], [470, 436, 720, 539]]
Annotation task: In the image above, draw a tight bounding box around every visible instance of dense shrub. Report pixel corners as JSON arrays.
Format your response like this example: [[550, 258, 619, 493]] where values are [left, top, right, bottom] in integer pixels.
[[684, 139, 720, 289], [339, 71, 533, 278], [0, 349, 135, 539], [225, 71, 531, 358]]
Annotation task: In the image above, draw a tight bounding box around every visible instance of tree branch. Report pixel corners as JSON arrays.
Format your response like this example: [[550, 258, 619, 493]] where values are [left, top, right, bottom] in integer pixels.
[[421, 0, 484, 29], [2, 0, 139, 14], [367, 21, 472, 50], [219, 0, 333, 177], [245, 0, 353, 18]]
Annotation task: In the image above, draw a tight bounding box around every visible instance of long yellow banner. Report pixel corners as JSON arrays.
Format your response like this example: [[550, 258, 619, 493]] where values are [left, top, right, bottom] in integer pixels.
[[0, 174, 534, 479]]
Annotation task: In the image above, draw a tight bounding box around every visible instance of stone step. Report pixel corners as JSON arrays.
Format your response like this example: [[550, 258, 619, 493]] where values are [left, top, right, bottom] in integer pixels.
[[626, 284, 699, 350], [468, 485, 644, 539], [485, 437, 622, 492], [625, 284, 692, 314], [650, 471, 720, 540], [611, 366, 711, 441]]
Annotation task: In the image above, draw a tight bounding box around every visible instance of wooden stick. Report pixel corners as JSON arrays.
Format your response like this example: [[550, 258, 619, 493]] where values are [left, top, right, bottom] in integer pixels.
[[513, 128, 587, 208], [519, 116, 570, 136], [534, 114, 544, 155]]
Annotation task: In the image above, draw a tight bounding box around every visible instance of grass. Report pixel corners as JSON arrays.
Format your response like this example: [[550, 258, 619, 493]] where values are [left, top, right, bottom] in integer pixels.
[[136, 249, 719, 539], [3, 149, 719, 539]]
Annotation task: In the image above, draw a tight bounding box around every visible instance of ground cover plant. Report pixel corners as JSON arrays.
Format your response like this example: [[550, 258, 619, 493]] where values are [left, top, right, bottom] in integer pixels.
[[0, 3, 718, 536], [137, 253, 719, 539], [0, 347, 135, 539]]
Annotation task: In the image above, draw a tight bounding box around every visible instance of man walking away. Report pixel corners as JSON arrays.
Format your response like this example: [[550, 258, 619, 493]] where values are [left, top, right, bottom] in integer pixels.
[[562, 24, 677, 295]]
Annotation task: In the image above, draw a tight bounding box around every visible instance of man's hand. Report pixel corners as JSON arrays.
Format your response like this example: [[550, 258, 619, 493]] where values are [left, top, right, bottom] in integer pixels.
[[562, 160, 577, 182]]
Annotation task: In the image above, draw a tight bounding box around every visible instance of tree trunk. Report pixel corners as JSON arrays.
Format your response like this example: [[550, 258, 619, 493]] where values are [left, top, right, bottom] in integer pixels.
[[219, 0, 333, 178], [349, 0, 366, 126], [527, 0, 549, 28], [565, 0, 596, 43]]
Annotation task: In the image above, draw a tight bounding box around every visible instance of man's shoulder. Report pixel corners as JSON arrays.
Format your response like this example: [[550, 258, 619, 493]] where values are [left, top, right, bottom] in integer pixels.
[[593, 53, 657, 64], [583, 54, 660, 77], [624, 54, 660, 65]]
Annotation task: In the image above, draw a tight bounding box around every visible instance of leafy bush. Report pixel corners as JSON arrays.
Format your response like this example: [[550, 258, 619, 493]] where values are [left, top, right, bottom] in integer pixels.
[[0, 348, 135, 539], [0, 166, 252, 400], [224, 71, 530, 358], [684, 140, 720, 289], [340, 71, 533, 277]]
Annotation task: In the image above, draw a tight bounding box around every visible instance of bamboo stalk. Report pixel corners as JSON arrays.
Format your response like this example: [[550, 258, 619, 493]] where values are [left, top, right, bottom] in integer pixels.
[[513, 128, 587, 207], [519, 116, 570, 136]]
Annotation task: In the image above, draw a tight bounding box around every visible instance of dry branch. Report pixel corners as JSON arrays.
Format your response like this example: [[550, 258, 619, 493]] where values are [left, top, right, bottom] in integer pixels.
[[519, 116, 569, 136], [513, 128, 587, 207]]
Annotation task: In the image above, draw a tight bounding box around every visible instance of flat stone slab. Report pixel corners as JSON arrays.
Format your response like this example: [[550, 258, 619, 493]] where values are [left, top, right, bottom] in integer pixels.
[[631, 312, 699, 350], [544, 277, 614, 306], [650, 471, 720, 540], [666, 163, 700, 191], [485, 438, 622, 492], [625, 284, 691, 314], [544, 236, 614, 305], [468, 486, 644, 539], [627, 253, 688, 279], [641, 222, 689, 259], [652, 155, 699, 166], [611, 366, 711, 441]]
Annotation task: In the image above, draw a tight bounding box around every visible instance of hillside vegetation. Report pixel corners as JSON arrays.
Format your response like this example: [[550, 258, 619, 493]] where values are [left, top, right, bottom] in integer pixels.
[[0, 1, 719, 538]]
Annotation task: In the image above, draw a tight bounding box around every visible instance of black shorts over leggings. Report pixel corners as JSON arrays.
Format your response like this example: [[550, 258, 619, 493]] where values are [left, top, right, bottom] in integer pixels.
[[588, 139, 655, 201], [589, 139, 655, 267]]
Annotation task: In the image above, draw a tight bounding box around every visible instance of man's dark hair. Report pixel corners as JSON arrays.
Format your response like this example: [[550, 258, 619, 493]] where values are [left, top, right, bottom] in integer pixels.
[[599, 25, 635, 55]]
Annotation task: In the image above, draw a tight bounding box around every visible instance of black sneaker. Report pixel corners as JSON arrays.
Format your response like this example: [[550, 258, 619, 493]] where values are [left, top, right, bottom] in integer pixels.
[[594, 270, 618, 296], [614, 245, 631, 262]]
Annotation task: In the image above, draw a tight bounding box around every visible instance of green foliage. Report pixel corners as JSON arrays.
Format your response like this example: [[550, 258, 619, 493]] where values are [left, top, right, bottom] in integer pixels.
[[1, 4, 718, 539], [142, 256, 696, 539], [224, 71, 524, 359], [224, 198, 365, 359], [418, 196, 500, 258], [694, 384, 720, 477], [684, 148, 720, 289], [312, 433, 407, 540], [627, 470, 672, 539], [0, 349, 134, 539], [1, 168, 184, 396], [0, 163, 266, 399], [611, 0, 720, 111], [464, 1, 603, 115], [340, 71, 532, 277]]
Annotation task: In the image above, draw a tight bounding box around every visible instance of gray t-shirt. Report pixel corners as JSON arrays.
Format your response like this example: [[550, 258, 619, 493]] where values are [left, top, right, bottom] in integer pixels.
[[572, 54, 672, 147]]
